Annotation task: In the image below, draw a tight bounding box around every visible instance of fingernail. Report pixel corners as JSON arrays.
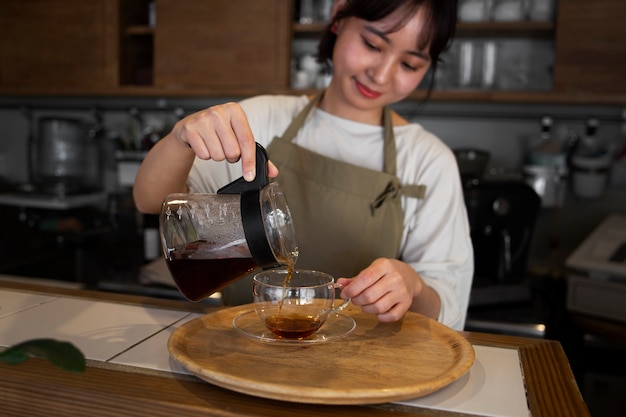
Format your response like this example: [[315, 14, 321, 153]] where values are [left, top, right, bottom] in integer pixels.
[[244, 170, 255, 181]]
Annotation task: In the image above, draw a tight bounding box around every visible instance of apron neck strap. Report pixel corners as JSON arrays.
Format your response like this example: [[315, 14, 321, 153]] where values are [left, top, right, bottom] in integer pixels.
[[280, 92, 397, 176], [382, 106, 396, 176]]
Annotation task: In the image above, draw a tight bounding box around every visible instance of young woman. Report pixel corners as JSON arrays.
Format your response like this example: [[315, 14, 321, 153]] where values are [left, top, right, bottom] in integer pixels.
[[133, 0, 473, 330]]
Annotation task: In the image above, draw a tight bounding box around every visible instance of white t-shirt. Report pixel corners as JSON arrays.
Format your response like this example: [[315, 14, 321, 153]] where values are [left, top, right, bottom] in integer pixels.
[[188, 95, 474, 330]]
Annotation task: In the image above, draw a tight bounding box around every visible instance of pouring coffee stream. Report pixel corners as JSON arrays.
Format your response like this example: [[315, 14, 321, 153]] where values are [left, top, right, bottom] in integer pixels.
[[160, 143, 298, 302]]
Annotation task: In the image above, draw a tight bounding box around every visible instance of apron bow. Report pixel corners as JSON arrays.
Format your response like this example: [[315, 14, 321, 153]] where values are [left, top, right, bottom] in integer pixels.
[[370, 181, 427, 216]]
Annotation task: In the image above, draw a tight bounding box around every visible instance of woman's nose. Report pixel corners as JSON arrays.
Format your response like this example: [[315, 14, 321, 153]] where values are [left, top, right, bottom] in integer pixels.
[[367, 58, 395, 85]]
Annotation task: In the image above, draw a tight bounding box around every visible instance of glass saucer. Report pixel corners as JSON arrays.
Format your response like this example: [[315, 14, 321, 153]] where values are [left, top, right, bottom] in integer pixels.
[[232, 310, 356, 345]]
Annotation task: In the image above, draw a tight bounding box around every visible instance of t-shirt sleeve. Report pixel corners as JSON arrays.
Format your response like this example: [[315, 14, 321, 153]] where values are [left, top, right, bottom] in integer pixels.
[[397, 129, 474, 331]]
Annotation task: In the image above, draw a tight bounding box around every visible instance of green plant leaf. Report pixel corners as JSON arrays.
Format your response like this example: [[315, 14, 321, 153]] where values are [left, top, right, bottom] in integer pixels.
[[0, 338, 86, 372]]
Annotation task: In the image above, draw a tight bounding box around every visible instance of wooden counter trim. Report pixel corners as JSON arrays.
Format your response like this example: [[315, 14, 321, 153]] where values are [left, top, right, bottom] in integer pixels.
[[460, 332, 589, 416], [0, 359, 432, 417], [0, 278, 218, 314], [0, 278, 590, 417]]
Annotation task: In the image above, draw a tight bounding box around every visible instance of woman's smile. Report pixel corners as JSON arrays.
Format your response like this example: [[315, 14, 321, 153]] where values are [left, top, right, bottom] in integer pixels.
[[354, 78, 382, 99]]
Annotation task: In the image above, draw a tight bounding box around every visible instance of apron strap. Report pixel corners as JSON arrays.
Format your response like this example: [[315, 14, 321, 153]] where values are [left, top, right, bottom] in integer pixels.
[[279, 91, 427, 213], [382, 106, 397, 176], [285, 93, 398, 177], [370, 179, 426, 215]]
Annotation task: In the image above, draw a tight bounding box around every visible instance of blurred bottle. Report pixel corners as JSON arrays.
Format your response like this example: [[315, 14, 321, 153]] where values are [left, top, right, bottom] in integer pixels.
[[299, 0, 314, 24], [493, 0, 525, 21], [127, 107, 143, 150], [571, 118, 612, 199], [317, 0, 333, 22], [577, 118, 600, 157], [524, 116, 568, 207], [534, 116, 559, 153], [143, 213, 160, 261], [528, 0, 555, 21], [458, 0, 492, 22]]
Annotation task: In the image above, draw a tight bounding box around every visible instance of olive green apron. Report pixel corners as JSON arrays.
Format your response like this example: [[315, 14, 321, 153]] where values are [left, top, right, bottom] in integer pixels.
[[266, 92, 426, 278]]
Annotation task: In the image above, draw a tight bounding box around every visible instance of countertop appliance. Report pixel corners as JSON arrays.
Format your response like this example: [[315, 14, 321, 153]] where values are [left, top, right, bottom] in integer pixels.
[[566, 214, 626, 323], [465, 180, 541, 289], [462, 179, 546, 337]]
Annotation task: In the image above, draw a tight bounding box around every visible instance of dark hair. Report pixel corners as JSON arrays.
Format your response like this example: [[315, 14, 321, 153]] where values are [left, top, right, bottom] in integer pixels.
[[317, 0, 457, 91]]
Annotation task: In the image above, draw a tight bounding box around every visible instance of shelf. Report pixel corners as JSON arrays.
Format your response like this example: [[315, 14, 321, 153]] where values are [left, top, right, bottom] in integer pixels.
[[456, 21, 555, 38], [293, 21, 555, 38], [411, 89, 626, 105], [124, 25, 154, 36], [1, 84, 624, 105], [293, 23, 327, 33]]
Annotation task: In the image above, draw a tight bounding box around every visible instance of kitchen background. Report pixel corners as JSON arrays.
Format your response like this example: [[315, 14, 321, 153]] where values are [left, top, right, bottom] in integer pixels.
[[0, 97, 624, 269], [1, 1, 625, 416]]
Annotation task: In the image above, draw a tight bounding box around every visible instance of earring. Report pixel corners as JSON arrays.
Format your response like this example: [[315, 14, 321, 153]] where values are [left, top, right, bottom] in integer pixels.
[[330, 22, 338, 34]]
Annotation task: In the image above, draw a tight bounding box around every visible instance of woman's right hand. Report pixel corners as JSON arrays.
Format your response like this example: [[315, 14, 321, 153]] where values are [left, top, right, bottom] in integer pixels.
[[133, 102, 278, 214], [172, 102, 278, 181]]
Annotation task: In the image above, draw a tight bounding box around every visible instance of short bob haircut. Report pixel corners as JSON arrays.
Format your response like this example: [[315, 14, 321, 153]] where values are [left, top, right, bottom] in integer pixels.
[[317, 0, 457, 92]]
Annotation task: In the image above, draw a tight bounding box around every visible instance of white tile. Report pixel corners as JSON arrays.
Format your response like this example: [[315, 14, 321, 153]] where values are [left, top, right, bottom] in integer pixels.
[[110, 313, 204, 374], [0, 289, 58, 319], [396, 345, 529, 417], [0, 297, 189, 361]]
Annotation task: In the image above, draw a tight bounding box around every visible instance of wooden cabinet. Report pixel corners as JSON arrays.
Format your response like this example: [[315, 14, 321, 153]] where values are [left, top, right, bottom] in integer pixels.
[[0, 0, 624, 104], [118, 0, 293, 95], [118, 0, 155, 87], [0, 0, 118, 94], [553, 0, 626, 96], [152, 0, 291, 93], [1, 0, 292, 96]]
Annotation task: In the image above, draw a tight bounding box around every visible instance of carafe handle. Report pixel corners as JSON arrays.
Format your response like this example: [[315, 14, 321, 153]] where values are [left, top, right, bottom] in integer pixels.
[[217, 143, 269, 194]]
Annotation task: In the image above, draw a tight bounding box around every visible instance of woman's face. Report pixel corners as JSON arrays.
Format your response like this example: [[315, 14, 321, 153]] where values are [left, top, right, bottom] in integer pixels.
[[328, 7, 432, 123]]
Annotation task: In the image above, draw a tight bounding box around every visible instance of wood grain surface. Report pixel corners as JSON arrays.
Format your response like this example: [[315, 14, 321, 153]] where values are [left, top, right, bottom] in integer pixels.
[[168, 304, 475, 405]]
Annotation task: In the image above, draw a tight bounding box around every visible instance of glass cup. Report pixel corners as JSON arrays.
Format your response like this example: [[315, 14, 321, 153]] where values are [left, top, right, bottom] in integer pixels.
[[253, 269, 350, 340]]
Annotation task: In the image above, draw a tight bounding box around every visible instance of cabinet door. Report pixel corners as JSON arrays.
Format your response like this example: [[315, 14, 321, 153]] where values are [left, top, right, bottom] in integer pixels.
[[0, 0, 118, 93], [553, 0, 626, 95], [153, 0, 291, 91]]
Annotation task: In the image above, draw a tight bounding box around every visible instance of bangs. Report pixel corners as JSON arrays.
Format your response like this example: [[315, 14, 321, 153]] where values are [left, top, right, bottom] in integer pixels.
[[346, 0, 440, 56], [382, 4, 436, 53]]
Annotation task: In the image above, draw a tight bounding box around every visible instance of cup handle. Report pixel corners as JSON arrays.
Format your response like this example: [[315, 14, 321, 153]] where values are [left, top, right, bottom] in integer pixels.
[[332, 283, 351, 312]]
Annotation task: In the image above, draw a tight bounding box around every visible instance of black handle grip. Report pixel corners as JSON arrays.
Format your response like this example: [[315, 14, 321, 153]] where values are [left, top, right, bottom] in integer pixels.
[[217, 143, 270, 194]]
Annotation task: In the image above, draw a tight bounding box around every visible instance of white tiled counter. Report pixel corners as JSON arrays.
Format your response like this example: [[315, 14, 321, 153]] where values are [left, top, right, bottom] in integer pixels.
[[0, 276, 589, 417]]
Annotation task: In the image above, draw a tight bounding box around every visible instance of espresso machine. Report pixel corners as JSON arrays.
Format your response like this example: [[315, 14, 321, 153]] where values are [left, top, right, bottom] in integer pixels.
[[463, 180, 545, 337], [465, 181, 540, 285], [455, 149, 545, 337]]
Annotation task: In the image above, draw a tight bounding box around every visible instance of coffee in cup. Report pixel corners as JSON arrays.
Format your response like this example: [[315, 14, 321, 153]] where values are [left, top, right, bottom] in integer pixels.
[[252, 269, 350, 340]]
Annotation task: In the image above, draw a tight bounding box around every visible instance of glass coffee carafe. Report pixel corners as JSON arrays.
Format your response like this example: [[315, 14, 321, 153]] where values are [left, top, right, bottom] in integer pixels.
[[160, 143, 298, 301]]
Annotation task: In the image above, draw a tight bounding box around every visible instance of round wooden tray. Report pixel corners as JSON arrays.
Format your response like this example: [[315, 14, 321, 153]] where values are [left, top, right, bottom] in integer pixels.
[[168, 304, 475, 405]]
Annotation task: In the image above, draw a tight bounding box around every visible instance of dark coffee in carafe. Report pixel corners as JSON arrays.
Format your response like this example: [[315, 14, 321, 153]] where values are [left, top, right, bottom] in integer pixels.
[[165, 241, 257, 301], [159, 143, 298, 302]]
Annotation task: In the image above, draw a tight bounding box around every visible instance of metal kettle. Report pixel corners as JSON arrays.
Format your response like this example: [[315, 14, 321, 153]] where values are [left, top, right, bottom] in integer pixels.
[[30, 117, 100, 196]]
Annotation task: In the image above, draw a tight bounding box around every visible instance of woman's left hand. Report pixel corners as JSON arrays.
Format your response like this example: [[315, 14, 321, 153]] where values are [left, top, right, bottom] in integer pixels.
[[336, 258, 440, 322]]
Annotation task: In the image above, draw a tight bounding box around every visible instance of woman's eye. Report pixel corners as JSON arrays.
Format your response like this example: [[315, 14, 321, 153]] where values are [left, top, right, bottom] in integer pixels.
[[362, 38, 380, 51], [402, 62, 418, 71], [401, 61, 420, 72], [403, 57, 430, 72]]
